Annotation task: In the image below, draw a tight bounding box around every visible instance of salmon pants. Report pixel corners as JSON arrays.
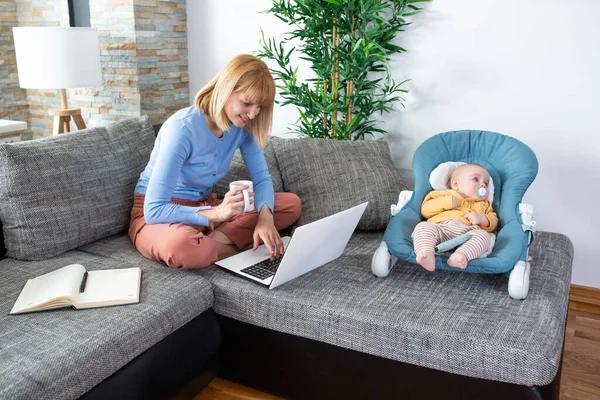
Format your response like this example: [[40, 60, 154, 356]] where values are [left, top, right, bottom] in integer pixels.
[[412, 220, 493, 261], [129, 192, 302, 269]]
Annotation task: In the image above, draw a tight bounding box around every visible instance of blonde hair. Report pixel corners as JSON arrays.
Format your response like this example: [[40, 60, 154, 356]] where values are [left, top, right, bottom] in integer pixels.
[[194, 54, 275, 148]]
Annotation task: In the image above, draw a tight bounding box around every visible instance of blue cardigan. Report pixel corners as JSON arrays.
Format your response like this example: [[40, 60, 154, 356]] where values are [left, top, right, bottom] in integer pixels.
[[134, 106, 274, 227]]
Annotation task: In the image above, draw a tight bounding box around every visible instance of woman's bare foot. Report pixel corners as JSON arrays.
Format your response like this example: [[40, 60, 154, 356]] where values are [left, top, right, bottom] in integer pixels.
[[216, 242, 239, 261], [208, 230, 240, 261], [447, 251, 468, 269], [416, 251, 436, 272]]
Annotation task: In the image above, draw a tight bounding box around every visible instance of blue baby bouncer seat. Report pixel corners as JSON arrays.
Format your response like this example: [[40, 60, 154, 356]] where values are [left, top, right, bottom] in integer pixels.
[[371, 130, 538, 300]]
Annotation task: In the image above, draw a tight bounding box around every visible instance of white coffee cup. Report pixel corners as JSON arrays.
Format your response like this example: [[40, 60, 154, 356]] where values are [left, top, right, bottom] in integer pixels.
[[229, 180, 254, 212]]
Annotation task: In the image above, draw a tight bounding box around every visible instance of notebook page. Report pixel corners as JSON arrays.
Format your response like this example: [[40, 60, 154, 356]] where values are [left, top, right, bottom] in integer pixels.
[[77, 267, 141, 307], [10, 264, 86, 313]]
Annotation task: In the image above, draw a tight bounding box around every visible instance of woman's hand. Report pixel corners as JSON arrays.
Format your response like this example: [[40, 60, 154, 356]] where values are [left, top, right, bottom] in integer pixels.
[[464, 212, 489, 227], [198, 186, 253, 223], [253, 205, 284, 259]]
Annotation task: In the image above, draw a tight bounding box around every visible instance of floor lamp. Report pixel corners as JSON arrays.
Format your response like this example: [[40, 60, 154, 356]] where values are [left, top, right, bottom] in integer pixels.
[[12, 27, 102, 135]]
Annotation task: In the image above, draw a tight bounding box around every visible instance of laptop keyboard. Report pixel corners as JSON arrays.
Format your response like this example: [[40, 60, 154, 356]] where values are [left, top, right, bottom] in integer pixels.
[[241, 258, 282, 280]]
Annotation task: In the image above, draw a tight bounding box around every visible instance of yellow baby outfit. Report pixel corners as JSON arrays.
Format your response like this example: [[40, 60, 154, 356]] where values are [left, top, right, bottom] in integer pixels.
[[420, 189, 498, 233]]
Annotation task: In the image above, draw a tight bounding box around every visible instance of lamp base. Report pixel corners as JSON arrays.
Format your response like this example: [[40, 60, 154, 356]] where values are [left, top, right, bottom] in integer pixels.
[[48, 108, 86, 135]]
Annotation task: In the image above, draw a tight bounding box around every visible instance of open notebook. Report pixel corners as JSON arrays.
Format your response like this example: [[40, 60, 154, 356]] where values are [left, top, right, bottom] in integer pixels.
[[10, 264, 142, 315]]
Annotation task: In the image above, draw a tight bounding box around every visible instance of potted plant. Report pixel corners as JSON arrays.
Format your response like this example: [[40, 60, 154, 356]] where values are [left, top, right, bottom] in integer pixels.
[[258, 0, 426, 140]]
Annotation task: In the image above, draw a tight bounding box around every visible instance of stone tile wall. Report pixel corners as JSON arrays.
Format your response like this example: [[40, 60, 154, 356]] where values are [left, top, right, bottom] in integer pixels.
[[1, 0, 189, 138], [0, 0, 30, 138], [86, 0, 140, 128], [134, 0, 189, 126], [82, 0, 190, 129]]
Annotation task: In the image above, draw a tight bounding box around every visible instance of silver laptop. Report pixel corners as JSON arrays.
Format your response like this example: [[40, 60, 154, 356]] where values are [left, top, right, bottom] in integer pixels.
[[215, 202, 368, 289]]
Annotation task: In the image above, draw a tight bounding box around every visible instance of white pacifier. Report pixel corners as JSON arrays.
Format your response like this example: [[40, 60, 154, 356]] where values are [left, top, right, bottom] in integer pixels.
[[476, 186, 488, 200]]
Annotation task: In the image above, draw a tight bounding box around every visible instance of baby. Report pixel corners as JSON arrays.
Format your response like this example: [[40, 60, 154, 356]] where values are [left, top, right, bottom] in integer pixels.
[[412, 163, 498, 272]]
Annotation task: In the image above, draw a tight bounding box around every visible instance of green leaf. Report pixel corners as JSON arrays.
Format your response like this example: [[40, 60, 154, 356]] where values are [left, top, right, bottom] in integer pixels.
[[259, 0, 421, 140]]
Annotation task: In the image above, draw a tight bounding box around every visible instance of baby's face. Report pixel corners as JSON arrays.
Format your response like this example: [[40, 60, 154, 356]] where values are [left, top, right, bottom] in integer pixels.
[[452, 165, 490, 199]]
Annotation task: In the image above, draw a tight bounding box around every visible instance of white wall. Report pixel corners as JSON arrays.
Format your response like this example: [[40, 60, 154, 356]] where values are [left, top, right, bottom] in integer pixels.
[[187, 0, 299, 137], [187, 0, 600, 288]]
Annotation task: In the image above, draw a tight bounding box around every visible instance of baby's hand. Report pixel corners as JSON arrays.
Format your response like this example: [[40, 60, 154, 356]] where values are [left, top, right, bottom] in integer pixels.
[[465, 212, 489, 227]]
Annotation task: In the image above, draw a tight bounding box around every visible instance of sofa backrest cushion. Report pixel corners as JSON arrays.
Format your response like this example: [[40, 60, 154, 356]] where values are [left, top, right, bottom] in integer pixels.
[[272, 137, 406, 231], [212, 136, 284, 197], [0, 117, 155, 260], [0, 221, 5, 260]]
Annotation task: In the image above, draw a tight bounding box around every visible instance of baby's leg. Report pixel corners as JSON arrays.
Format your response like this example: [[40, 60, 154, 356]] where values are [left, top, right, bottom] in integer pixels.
[[412, 222, 443, 272], [448, 229, 492, 269]]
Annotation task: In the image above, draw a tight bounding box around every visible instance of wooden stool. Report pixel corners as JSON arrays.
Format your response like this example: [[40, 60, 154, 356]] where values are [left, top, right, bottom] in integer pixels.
[[48, 88, 87, 135], [48, 108, 86, 134]]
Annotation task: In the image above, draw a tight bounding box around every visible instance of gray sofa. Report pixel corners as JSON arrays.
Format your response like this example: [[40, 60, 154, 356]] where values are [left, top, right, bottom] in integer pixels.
[[0, 117, 573, 400]]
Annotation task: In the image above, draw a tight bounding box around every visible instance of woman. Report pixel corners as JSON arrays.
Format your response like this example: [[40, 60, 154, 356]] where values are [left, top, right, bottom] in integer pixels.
[[129, 54, 302, 269]]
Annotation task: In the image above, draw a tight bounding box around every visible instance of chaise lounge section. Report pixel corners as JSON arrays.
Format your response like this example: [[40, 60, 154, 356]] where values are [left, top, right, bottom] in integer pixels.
[[0, 117, 573, 399], [0, 118, 220, 400]]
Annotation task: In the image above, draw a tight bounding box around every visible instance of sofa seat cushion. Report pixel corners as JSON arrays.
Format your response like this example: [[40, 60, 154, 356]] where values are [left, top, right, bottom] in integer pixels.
[[0, 117, 155, 260], [78, 232, 157, 265], [0, 250, 214, 400], [199, 231, 572, 387], [272, 137, 406, 230]]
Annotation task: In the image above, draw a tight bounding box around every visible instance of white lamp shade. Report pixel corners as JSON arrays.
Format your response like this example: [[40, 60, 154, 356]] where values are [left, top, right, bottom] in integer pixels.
[[12, 27, 102, 89]]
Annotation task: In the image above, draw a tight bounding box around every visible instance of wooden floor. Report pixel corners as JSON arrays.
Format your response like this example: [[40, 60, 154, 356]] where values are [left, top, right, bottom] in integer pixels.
[[194, 310, 600, 400], [561, 310, 600, 400], [193, 379, 283, 400]]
